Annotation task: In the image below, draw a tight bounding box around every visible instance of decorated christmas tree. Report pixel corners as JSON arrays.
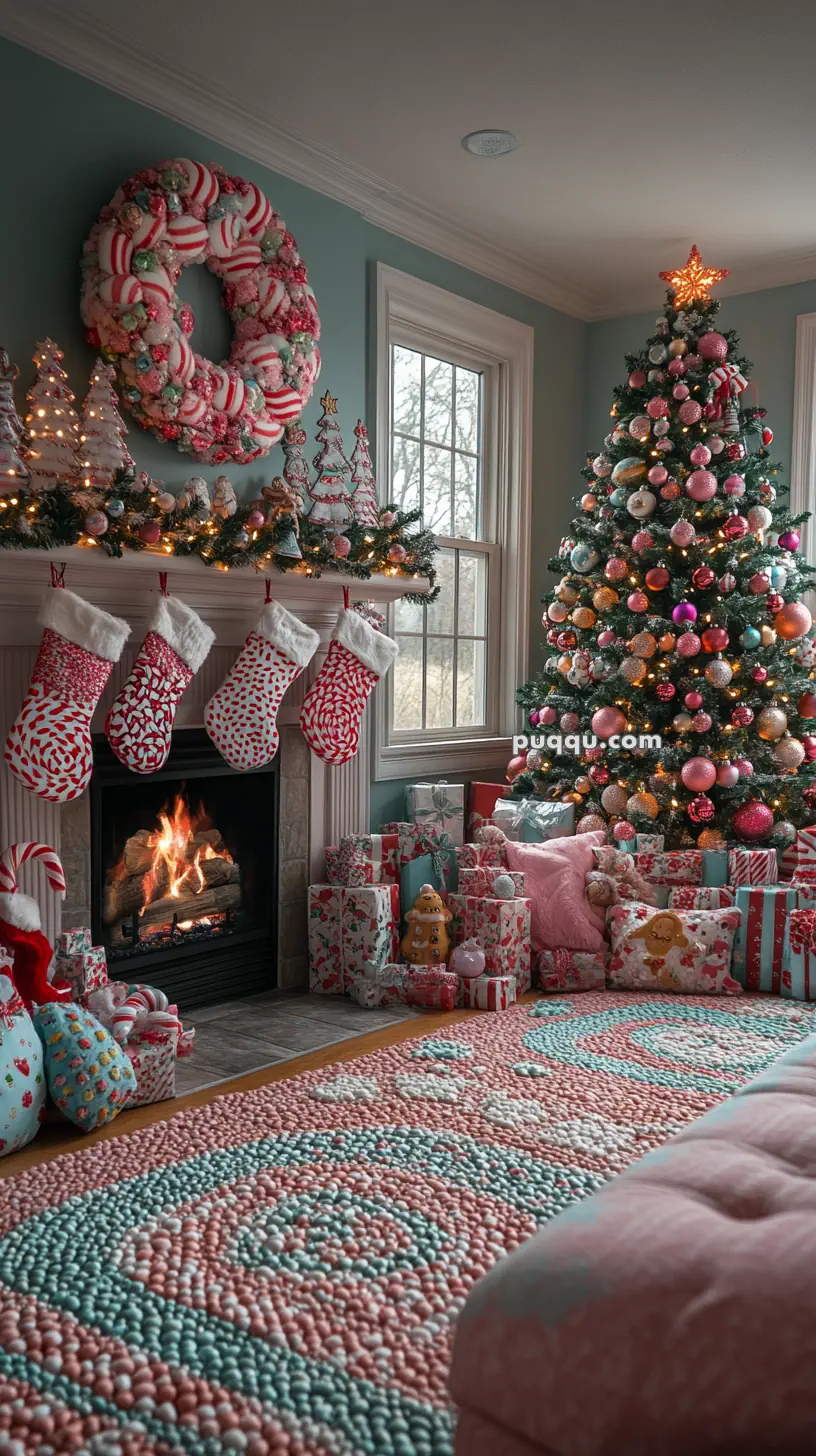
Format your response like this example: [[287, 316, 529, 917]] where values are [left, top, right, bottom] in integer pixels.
[[0, 348, 28, 492], [514, 247, 816, 852], [349, 419, 379, 525], [79, 358, 133, 489], [281, 423, 310, 513], [23, 339, 81, 492], [308, 390, 352, 528]]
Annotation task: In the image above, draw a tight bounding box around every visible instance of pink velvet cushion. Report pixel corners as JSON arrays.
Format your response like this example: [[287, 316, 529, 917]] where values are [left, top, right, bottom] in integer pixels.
[[505, 831, 606, 953]]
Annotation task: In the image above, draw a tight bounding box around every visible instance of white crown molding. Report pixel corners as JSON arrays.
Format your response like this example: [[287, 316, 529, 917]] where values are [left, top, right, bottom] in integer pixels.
[[0, 1, 593, 321]]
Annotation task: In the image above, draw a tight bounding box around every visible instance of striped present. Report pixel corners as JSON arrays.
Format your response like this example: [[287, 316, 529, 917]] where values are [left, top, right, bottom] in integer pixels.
[[728, 847, 778, 887], [733, 886, 795, 993], [783, 909, 816, 1001], [780, 826, 816, 882], [461, 974, 517, 1010]]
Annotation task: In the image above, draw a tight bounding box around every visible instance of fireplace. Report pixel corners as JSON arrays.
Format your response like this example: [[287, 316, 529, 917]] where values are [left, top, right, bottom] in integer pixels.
[[90, 731, 279, 1009]]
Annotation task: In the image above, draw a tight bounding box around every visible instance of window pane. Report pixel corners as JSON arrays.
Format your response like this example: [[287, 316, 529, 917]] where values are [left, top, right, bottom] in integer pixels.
[[393, 634, 424, 730], [456, 638, 486, 727], [423, 443, 453, 535], [458, 552, 488, 636], [423, 357, 453, 447], [425, 637, 454, 730], [455, 367, 480, 454], [425, 548, 455, 634], [391, 434, 420, 514], [453, 452, 479, 539], [393, 346, 422, 436], [394, 596, 424, 632]]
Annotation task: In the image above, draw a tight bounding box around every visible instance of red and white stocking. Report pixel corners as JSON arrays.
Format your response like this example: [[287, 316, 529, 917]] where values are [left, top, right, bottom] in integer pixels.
[[300, 607, 398, 765], [105, 586, 215, 774], [204, 596, 319, 770], [5, 575, 130, 803]]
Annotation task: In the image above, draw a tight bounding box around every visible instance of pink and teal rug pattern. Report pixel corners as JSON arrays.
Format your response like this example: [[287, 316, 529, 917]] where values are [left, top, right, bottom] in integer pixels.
[[0, 992, 812, 1454]]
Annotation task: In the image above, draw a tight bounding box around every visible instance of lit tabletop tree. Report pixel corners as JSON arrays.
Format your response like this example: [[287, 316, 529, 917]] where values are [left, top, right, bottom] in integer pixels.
[[23, 339, 81, 492], [0, 348, 28, 492], [79, 358, 134, 491], [514, 247, 816, 851], [308, 390, 353, 529]]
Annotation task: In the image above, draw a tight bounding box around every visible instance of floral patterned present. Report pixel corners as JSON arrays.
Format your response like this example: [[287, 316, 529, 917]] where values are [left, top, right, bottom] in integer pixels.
[[492, 797, 574, 844], [728, 847, 778, 888], [406, 781, 465, 846], [53, 945, 108, 997], [404, 966, 458, 1011], [635, 850, 703, 886], [347, 963, 410, 1008], [783, 909, 816, 1000], [467, 782, 508, 837], [780, 826, 816, 881], [635, 834, 664, 853], [381, 822, 456, 869], [668, 886, 736, 911], [536, 948, 606, 994], [308, 884, 400, 994], [458, 867, 525, 898], [448, 893, 532, 991], [325, 834, 399, 887], [458, 840, 508, 871], [56, 926, 91, 956], [127, 1026, 176, 1108], [461, 974, 516, 1010], [733, 886, 795, 993]]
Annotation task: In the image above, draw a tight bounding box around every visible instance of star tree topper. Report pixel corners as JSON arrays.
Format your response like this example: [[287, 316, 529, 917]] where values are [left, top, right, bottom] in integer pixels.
[[659, 245, 729, 309], [319, 390, 338, 416]]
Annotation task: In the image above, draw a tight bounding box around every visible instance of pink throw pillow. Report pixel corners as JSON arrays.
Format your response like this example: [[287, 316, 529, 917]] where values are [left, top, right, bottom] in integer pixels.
[[505, 831, 606, 953]]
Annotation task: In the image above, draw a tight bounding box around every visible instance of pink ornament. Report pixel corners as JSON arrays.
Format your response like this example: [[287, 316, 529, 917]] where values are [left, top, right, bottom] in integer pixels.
[[246, 508, 265, 529], [627, 590, 649, 613], [604, 557, 628, 582], [716, 762, 739, 788], [775, 601, 813, 640], [680, 757, 717, 792], [591, 706, 627, 739], [632, 530, 655, 553], [597, 629, 616, 647], [731, 799, 774, 843], [733, 758, 753, 777], [628, 370, 647, 389], [672, 602, 698, 625], [698, 331, 728, 361], [692, 711, 713, 733], [723, 474, 746, 497], [749, 572, 770, 595], [388, 543, 407, 563], [577, 814, 607, 834], [685, 469, 717, 502], [672, 382, 690, 401], [668, 360, 687, 379], [647, 464, 668, 486], [334, 535, 352, 558], [684, 691, 703, 710], [670, 519, 696, 547], [539, 706, 557, 725], [613, 821, 636, 842], [686, 353, 703, 370], [450, 939, 486, 980], [84, 511, 108, 537], [647, 396, 670, 418], [724, 515, 749, 541], [689, 444, 711, 466], [688, 794, 716, 825], [560, 712, 580, 732], [678, 399, 703, 425], [138, 521, 161, 545], [677, 632, 702, 658]]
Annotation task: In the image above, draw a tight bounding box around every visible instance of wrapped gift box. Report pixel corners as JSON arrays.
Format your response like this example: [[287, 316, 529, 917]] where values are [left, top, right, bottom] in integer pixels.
[[381, 822, 455, 867], [458, 867, 525, 898], [404, 966, 458, 1011], [732, 885, 795, 993], [492, 797, 574, 844], [448, 892, 532, 990], [668, 886, 736, 911], [702, 850, 729, 887], [325, 833, 399, 887], [635, 834, 664, 853], [348, 963, 411, 1008], [783, 909, 816, 1000], [461, 974, 516, 1010], [780, 826, 816, 882], [53, 945, 108, 997], [127, 1027, 176, 1108], [405, 781, 465, 846], [56, 927, 91, 956], [308, 883, 400, 994], [467, 782, 508, 838], [635, 850, 703, 886], [400, 849, 458, 918], [458, 840, 508, 870], [728, 848, 778, 888], [536, 948, 607, 994]]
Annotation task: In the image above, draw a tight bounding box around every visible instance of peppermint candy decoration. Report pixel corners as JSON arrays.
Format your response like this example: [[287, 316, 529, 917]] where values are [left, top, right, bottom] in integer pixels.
[[81, 159, 321, 466], [709, 362, 748, 396]]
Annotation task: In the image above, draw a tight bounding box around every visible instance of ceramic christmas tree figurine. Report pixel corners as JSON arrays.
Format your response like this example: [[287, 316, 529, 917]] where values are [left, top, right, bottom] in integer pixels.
[[514, 246, 816, 853], [79, 358, 133, 490], [400, 883, 452, 966], [23, 339, 81, 491], [0, 349, 28, 492], [282, 423, 310, 513], [308, 390, 353, 529], [350, 420, 379, 525]]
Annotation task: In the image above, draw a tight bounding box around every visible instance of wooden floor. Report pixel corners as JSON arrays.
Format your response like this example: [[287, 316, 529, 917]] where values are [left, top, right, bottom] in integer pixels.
[[1, 994, 486, 1177]]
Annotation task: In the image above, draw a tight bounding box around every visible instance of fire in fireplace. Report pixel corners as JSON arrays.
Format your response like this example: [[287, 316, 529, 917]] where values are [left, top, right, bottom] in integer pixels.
[[91, 730, 278, 1008]]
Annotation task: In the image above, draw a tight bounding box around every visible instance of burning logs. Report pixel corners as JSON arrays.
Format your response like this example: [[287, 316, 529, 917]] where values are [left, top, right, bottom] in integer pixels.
[[103, 821, 240, 935]]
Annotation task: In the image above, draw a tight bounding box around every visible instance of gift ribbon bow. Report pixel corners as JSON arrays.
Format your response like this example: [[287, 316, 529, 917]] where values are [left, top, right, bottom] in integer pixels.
[[789, 909, 816, 956], [502, 798, 552, 832], [710, 362, 748, 408], [414, 783, 461, 831]]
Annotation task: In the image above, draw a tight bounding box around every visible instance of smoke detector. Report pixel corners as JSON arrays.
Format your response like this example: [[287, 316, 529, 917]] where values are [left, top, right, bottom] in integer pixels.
[[462, 129, 519, 157]]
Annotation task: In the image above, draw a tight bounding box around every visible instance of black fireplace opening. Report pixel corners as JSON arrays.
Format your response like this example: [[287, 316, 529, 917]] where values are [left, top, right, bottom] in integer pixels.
[[91, 730, 279, 1010]]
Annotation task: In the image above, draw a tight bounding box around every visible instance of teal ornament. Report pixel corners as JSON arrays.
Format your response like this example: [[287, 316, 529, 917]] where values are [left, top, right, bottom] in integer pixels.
[[235, 529, 250, 546], [124, 387, 141, 403], [120, 313, 139, 332], [135, 353, 153, 374], [207, 202, 226, 221], [132, 248, 156, 273], [769, 565, 788, 590], [107, 498, 125, 518], [740, 625, 761, 649], [166, 191, 182, 213], [570, 542, 600, 573], [222, 193, 243, 214], [609, 487, 629, 508], [611, 456, 648, 487]]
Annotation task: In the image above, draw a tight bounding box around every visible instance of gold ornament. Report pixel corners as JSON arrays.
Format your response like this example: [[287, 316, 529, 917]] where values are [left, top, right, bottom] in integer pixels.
[[563, 790, 584, 804], [658, 245, 729, 308], [759, 625, 777, 647], [575, 776, 592, 794], [668, 338, 689, 358], [698, 827, 726, 849], [558, 582, 579, 606], [593, 586, 619, 610], [626, 791, 659, 820], [757, 704, 788, 741], [774, 735, 806, 769], [630, 631, 657, 659], [601, 784, 629, 815], [557, 653, 573, 674], [621, 657, 647, 684], [659, 632, 676, 653], [572, 606, 596, 629]]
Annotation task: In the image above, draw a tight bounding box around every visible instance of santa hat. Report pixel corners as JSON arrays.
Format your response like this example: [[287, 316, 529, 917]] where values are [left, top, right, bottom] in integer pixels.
[[0, 842, 65, 930]]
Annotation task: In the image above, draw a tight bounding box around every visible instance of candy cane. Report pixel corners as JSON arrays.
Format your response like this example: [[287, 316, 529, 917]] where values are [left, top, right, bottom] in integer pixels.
[[0, 842, 65, 898], [111, 983, 169, 1043]]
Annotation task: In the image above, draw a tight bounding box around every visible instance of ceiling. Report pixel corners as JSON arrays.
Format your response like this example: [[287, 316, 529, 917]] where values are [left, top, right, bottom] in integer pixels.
[[4, 0, 816, 320]]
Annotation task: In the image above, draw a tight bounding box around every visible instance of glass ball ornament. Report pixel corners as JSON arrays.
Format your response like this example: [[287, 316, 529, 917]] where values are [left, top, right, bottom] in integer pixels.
[[557, 654, 573, 674], [661, 482, 682, 500], [611, 457, 648, 486], [757, 705, 788, 741], [724, 515, 749, 541], [677, 632, 702, 658], [505, 754, 527, 782], [526, 749, 543, 770], [247, 509, 266, 530], [686, 469, 717, 502], [716, 761, 739, 788], [805, 736, 816, 762], [630, 631, 657, 658], [659, 632, 676, 652], [450, 940, 487, 980], [627, 791, 659, 820], [692, 711, 713, 733], [556, 630, 577, 650], [698, 331, 729, 361], [570, 543, 600, 573], [653, 419, 671, 437], [629, 415, 651, 441], [647, 396, 670, 419], [560, 712, 580, 732], [775, 821, 797, 845], [632, 530, 655, 553], [669, 338, 689, 357], [557, 581, 579, 605], [681, 757, 717, 792], [698, 828, 726, 849], [688, 794, 716, 824], [155, 492, 175, 513], [723, 474, 746, 497], [747, 505, 773, 534], [672, 382, 690, 401], [609, 487, 630, 509], [84, 510, 108, 537], [705, 658, 733, 688], [597, 629, 616, 647], [577, 814, 607, 834], [590, 764, 612, 788], [749, 572, 770, 595], [539, 705, 557, 725], [740, 625, 761, 650], [769, 565, 788, 590], [575, 776, 592, 795], [627, 371, 646, 390], [571, 606, 596, 629], [759, 479, 777, 505], [799, 690, 816, 718], [685, 690, 703, 710], [593, 586, 619, 610], [775, 601, 813, 640], [621, 657, 647, 685], [668, 360, 687, 381], [626, 489, 657, 519], [670, 519, 696, 547], [702, 626, 729, 652], [673, 602, 698, 626], [719, 573, 737, 594], [775, 735, 806, 770], [759, 625, 777, 647], [548, 601, 570, 623], [626, 590, 649, 613], [678, 400, 703, 426], [686, 354, 703, 370], [673, 712, 694, 732], [778, 530, 801, 551], [581, 492, 598, 511], [107, 497, 126, 517], [591, 706, 627, 739], [648, 343, 668, 365], [600, 783, 628, 814], [592, 454, 612, 477], [613, 820, 637, 842], [733, 757, 754, 776], [604, 557, 628, 582], [645, 566, 670, 591], [769, 596, 786, 617], [708, 434, 726, 455], [647, 463, 668, 486], [656, 682, 676, 701], [751, 665, 768, 684], [138, 521, 161, 545], [731, 799, 774, 842], [691, 565, 716, 589], [689, 444, 712, 466], [731, 705, 754, 727]]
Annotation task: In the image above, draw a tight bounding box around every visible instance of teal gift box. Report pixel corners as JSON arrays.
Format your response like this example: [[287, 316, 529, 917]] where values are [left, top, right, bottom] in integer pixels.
[[702, 849, 729, 887], [733, 885, 795, 993], [400, 849, 458, 923]]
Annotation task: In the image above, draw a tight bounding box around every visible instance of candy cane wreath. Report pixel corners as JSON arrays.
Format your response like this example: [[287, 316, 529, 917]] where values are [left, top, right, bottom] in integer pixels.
[[80, 159, 321, 465]]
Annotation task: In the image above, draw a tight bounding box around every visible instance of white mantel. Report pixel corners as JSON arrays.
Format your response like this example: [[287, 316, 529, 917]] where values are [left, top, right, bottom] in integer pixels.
[[0, 547, 427, 945]]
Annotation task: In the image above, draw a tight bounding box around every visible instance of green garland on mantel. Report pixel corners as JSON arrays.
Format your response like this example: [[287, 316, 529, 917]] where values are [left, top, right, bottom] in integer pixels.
[[0, 469, 439, 604]]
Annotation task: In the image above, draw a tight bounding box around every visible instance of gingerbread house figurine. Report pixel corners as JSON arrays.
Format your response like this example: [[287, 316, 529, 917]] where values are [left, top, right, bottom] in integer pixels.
[[400, 883, 452, 966]]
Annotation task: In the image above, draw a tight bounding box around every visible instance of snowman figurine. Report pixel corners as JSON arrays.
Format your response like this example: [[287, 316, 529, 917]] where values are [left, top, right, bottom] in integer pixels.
[[400, 884, 452, 966]]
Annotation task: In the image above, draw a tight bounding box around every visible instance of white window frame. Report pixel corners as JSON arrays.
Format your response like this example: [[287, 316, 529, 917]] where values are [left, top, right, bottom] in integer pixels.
[[373, 264, 533, 781], [792, 313, 816, 602]]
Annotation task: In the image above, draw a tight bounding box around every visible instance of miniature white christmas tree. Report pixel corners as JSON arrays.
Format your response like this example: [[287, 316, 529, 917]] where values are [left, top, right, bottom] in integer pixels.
[[282, 423, 310, 513], [0, 348, 28, 493], [349, 419, 379, 526], [23, 339, 81, 492], [308, 391, 352, 529], [79, 358, 133, 489]]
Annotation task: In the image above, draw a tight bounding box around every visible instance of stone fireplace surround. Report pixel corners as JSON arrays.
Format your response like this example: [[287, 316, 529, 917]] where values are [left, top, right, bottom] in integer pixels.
[[0, 548, 423, 994]]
